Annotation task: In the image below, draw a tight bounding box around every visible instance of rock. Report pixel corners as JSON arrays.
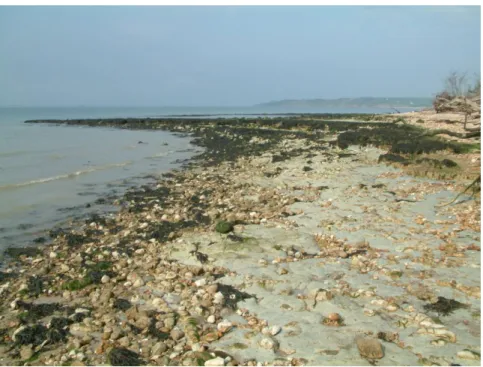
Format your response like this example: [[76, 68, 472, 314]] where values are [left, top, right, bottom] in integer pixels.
[[457, 349, 480, 360], [207, 315, 216, 324], [101, 275, 110, 283], [259, 337, 279, 350], [71, 360, 86, 366], [278, 268, 288, 275], [20, 345, 34, 360], [269, 325, 282, 336], [151, 341, 168, 356], [217, 320, 233, 333], [338, 250, 348, 258], [133, 278, 145, 288], [118, 336, 131, 348], [213, 292, 224, 305], [99, 286, 114, 305], [205, 357, 225, 366], [355, 337, 384, 359], [215, 221, 234, 234], [111, 326, 122, 340], [195, 279, 206, 287], [206, 284, 218, 294], [170, 328, 185, 341], [10, 298, 20, 310], [328, 313, 341, 321]]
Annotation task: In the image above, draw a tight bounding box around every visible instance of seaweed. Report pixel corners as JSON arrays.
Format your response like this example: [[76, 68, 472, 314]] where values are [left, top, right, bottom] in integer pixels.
[[107, 347, 145, 366], [14, 319, 69, 347], [423, 296, 468, 316], [16, 301, 62, 322], [216, 284, 254, 309], [49, 228, 66, 239], [65, 233, 91, 248], [113, 298, 132, 311], [27, 276, 43, 296], [0, 271, 15, 283], [5, 247, 41, 259]]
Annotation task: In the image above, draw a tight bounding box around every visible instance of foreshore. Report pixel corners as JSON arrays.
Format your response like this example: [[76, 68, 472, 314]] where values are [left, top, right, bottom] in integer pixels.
[[0, 116, 480, 366]]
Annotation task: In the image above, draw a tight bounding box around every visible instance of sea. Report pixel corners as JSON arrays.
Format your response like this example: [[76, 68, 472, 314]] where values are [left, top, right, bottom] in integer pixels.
[[0, 105, 417, 255]]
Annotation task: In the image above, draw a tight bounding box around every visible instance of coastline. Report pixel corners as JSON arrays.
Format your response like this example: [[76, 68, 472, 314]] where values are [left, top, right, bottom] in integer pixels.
[[0, 116, 480, 366]]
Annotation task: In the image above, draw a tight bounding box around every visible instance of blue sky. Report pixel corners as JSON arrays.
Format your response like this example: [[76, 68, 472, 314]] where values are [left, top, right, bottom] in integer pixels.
[[0, 6, 480, 106]]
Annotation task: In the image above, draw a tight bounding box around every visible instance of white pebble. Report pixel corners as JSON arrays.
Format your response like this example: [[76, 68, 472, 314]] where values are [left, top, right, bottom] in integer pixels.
[[204, 357, 225, 366], [217, 319, 232, 333], [270, 325, 281, 336], [101, 275, 111, 283], [195, 279, 206, 287], [207, 315, 216, 324], [213, 292, 224, 305]]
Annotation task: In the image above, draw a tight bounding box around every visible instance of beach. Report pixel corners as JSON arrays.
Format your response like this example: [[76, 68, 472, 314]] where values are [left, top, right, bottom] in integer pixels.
[[0, 116, 480, 366]]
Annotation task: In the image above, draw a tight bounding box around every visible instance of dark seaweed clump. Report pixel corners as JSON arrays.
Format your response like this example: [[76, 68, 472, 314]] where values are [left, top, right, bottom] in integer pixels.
[[16, 301, 62, 323], [26, 276, 44, 297], [217, 284, 254, 309], [423, 296, 469, 316], [336, 124, 476, 155], [5, 246, 41, 259], [14, 317, 70, 346], [108, 347, 145, 366], [113, 298, 132, 311]]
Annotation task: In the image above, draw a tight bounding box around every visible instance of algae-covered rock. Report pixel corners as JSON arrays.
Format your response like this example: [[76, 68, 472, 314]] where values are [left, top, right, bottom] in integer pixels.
[[215, 221, 234, 234]]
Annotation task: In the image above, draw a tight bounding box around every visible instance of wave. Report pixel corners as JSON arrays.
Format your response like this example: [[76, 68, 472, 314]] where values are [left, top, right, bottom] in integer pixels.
[[0, 162, 132, 191], [148, 150, 175, 159]]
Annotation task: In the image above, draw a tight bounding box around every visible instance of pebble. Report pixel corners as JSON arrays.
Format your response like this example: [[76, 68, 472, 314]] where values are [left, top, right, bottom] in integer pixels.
[[217, 320, 233, 333], [10, 298, 20, 310], [170, 328, 185, 341], [49, 251, 57, 259], [206, 284, 218, 294], [166, 271, 177, 280], [457, 349, 480, 360], [118, 336, 130, 347], [151, 342, 168, 356], [207, 315, 216, 324], [195, 278, 207, 287], [133, 278, 145, 288], [205, 357, 225, 366], [259, 337, 279, 350], [20, 345, 34, 360], [101, 275, 110, 283], [262, 325, 282, 336], [60, 264, 70, 272], [213, 292, 224, 305], [355, 337, 384, 359]]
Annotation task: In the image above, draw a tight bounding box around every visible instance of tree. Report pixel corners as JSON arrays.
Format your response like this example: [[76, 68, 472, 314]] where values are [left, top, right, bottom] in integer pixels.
[[444, 71, 468, 97]]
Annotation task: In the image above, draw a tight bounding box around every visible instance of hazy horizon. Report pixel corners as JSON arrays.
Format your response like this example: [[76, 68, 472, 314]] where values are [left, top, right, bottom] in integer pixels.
[[0, 6, 480, 107], [0, 96, 434, 109]]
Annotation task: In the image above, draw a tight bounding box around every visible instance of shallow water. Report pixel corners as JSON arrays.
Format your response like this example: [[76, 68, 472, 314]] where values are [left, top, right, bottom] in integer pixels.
[[0, 107, 203, 251]]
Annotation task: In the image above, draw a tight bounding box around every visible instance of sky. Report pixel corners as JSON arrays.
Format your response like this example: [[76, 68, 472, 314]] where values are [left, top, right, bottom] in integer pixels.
[[0, 6, 480, 107]]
